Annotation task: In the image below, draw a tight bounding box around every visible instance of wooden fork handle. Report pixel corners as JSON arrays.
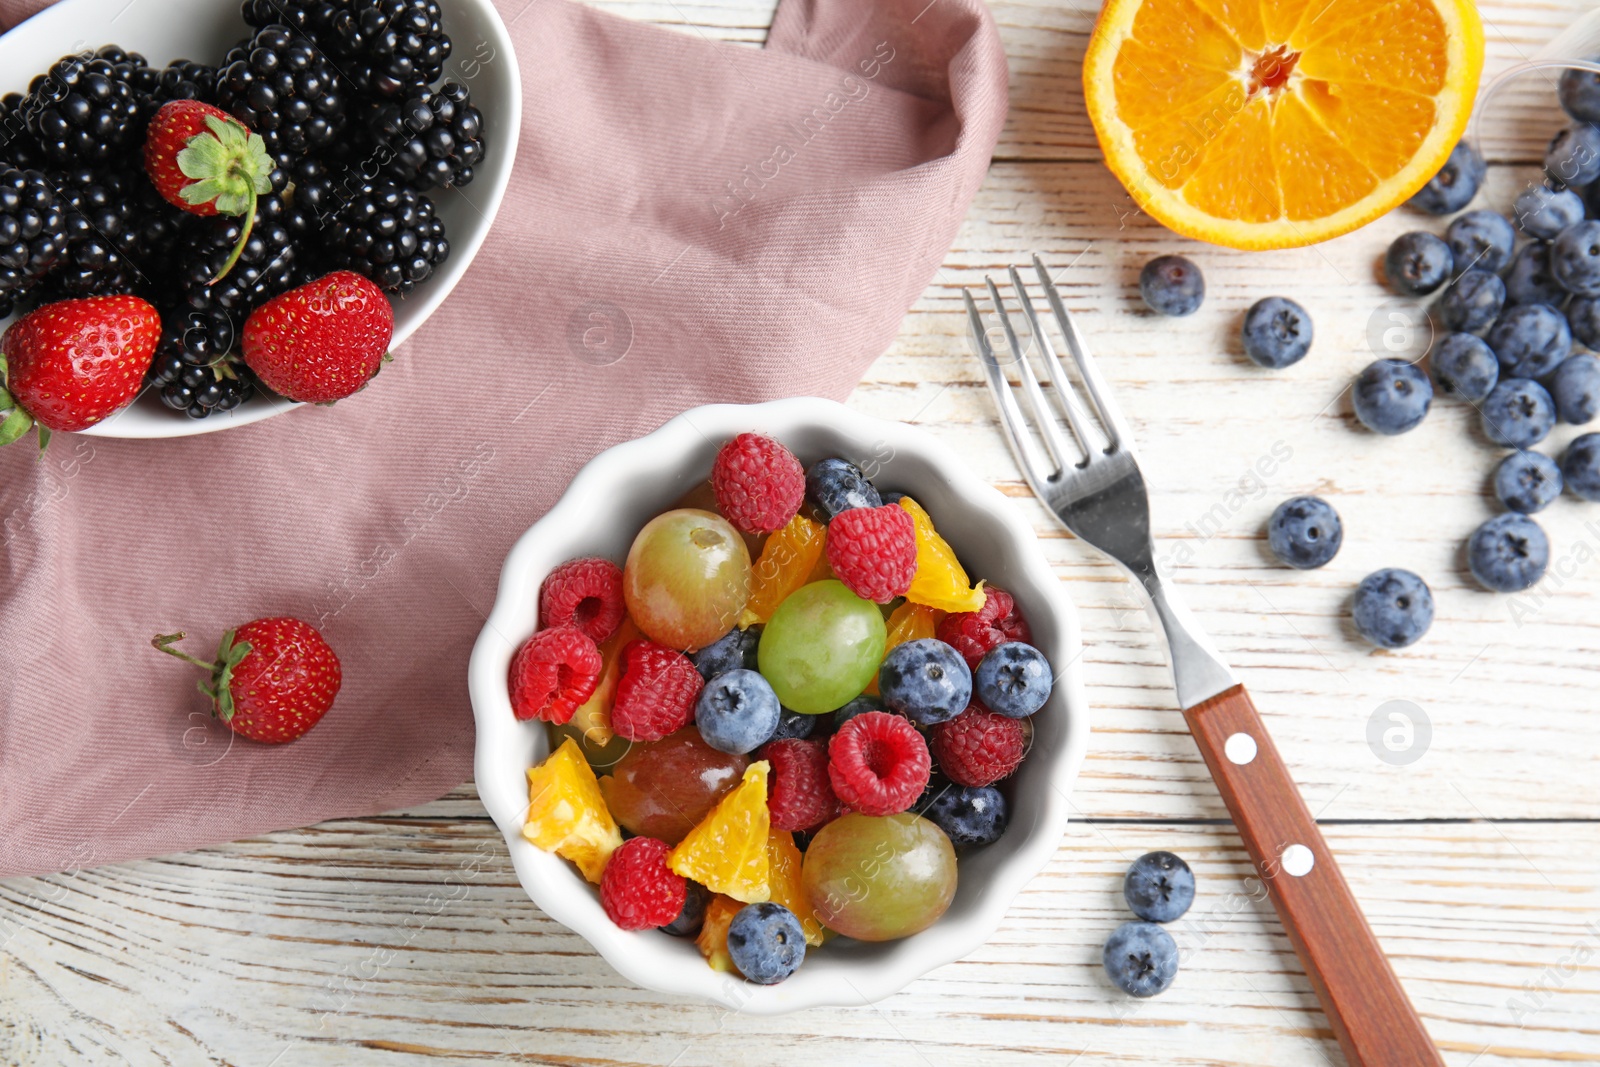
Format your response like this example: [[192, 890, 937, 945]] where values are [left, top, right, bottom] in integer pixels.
[[1183, 685, 1443, 1067]]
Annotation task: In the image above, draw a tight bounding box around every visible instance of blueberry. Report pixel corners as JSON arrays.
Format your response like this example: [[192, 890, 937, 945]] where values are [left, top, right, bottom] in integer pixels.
[[1467, 513, 1550, 593], [1447, 209, 1516, 273], [1546, 124, 1600, 187], [1353, 358, 1432, 435], [1139, 254, 1204, 316], [1554, 220, 1600, 297], [1352, 568, 1434, 649], [921, 783, 1008, 846], [1568, 295, 1600, 348], [1504, 242, 1567, 306], [691, 625, 761, 679], [1551, 353, 1600, 424], [1481, 378, 1557, 449], [973, 641, 1053, 718], [1431, 332, 1500, 401], [695, 669, 780, 754], [725, 902, 805, 985], [805, 457, 881, 522], [1436, 270, 1505, 334], [1102, 921, 1179, 997], [1267, 495, 1343, 569], [662, 880, 709, 937], [1123, 851, 1196, 924], [1241, 296, 1313, 368], [1563, 433, 1600, 500], [1493, 451, 1563, 514], [1512, 184, 1585, 240], [877, 638, 972, 726], [769, 707, 817, 740], [1486, 304, 1571, 380], [881, 490, 907, 505], [1560, 62, 1600, 123], [1384, 232, 1452, 296], [1409, 141, 1485, 215], [833, 693, 886, 731]]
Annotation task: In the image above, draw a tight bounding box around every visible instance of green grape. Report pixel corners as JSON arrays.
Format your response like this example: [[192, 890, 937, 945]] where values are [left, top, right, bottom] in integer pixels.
[[758, 580, 886, 714], [802, 812, 957, 941], [623, 508, 751, 651]]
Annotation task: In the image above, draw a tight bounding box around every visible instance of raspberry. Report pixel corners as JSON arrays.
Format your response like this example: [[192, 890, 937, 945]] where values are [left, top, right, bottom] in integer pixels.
[[930, 705, 1026, 787], [760, 737, 838, 831], [827, 711, 931, 816], [938, 587, 1033, 670], [825, 504, 917, 603], [508, 626, 602, 724], [711, 433, 806, 534], [600, 837, 687, 930], [540, 557, 626, 643], [611, 640, 705, 741]]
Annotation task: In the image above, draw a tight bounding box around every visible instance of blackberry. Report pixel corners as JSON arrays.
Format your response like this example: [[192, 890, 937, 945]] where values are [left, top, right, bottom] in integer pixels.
[[321, 179, 448, 293], [0, 93, 48, 170], [173, 184, 299, 315], [215, 25, 348, 159], [22, 47, 146, 167], [43, 166, 180, 299], [0, 167, 67, 313], [370, 81, 483, 190], [243, 0, 340, 35], [152, 60, 220, 106], [329, 0, 452, 99], [148, 309, 260, 419]]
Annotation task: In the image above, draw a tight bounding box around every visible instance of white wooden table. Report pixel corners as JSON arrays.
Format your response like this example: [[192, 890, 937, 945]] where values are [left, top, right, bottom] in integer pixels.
[[5, 2, 1600, 1064]]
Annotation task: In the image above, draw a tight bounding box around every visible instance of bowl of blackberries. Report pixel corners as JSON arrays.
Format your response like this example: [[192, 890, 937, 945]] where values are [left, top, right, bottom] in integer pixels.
[[0, 0, 519, 439]]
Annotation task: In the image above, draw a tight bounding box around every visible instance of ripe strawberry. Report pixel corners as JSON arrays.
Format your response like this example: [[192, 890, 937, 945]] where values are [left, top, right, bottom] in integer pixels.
[[242, 271, 394, 403], [1, 295, 161, 444], [144, 101, 275, 282], [153, 618, 342, 744]]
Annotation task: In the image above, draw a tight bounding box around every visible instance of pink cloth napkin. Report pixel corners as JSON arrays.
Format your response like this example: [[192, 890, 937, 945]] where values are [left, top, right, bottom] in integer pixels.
[[0, 0, 1005, 879]]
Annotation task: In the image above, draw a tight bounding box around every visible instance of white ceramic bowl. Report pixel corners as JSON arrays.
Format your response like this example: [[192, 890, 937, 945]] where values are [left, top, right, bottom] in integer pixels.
[[468, 398, 1090, 1014], [0, 0, 521, 439]]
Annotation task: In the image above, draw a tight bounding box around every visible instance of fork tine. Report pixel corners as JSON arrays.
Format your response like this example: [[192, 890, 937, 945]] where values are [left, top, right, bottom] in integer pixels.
[[1032, 253, 1134, 451], [1006, 264, 1109, 462], [984, 276, 1077, 473], [963, 289, 1054, 489]]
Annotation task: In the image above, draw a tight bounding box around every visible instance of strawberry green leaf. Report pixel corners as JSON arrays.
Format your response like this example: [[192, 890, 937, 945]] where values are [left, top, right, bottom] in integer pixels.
[[0, 407, 32, 447]]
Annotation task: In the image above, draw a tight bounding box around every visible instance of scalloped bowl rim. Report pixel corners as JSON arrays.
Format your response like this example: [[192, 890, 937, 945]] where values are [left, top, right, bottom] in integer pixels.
[[467, 398, 1089, 1014]]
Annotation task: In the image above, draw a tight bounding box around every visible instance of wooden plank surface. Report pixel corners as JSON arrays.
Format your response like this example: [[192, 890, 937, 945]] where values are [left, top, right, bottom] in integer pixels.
[[5, 0, 1600, 1064]]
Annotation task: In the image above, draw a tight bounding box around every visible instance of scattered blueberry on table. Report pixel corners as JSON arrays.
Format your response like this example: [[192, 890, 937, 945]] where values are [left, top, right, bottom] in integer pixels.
[[1241, 296, 1313, 368], [1123, 851, 1196, 924], [1504, 242, 1565, 306], [1564, 434, 1600, 501], [1511, 184, 1584, 240], [1486, 303, 1571, 380], [1551, 219, 1600, 296], [1139, 254, 1205, 316], [1102, 921, 1180, 998], [1551, 354, 1600, 425], [1481, 378, 1557, 449], [1384, 231, 1453, 295], [1568, 296, 1600, 349], [1409, 141, 1485, 215], [1353, 358, 1433, 435], [1546, 124, 1600, 186], [1468, 514, 1551, 593], [1353, 569, 1435, 650], [1430, 333, 1500, 401], [1560, 66, 1600, 123], [1436, 269, 1505, 333], [1493, 451, 1564, 515], [1447, 209, 1515, 273], [1267, 496, 1343, 570]]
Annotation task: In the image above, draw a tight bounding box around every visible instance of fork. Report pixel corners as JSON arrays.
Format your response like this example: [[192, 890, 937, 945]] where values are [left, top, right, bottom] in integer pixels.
[[967, 255, 1443, 1067]]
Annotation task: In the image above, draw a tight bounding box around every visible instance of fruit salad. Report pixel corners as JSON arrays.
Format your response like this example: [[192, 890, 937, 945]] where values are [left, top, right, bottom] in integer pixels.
[[513, 432, 1056, 985]]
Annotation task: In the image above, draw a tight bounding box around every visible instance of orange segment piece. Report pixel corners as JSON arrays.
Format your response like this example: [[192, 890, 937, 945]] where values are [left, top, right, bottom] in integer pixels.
[[866, 601, 941, 696], [742, 514, 825, 627], [696, 894, 744, 973], [766, 829, 826, 946], [1083, 0, 1483, 249], [566, 617, 639, 747], [666, 760, 771, 903], [899, 497, 985, 613], [522, 737, 622, 883]]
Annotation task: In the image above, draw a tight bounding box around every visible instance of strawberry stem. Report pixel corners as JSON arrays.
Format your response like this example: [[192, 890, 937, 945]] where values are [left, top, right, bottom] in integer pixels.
[[151, 631, 217, 671], [209, 186, 256, 287]]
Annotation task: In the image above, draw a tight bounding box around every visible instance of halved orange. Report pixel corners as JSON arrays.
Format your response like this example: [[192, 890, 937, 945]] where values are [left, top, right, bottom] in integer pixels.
[[1083, 0, 1484, 249]]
